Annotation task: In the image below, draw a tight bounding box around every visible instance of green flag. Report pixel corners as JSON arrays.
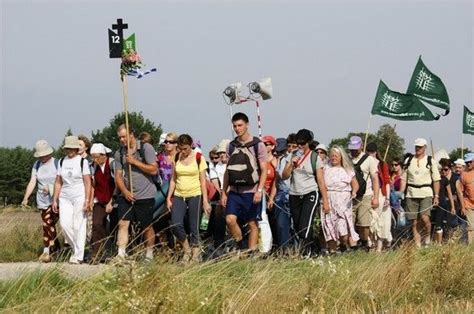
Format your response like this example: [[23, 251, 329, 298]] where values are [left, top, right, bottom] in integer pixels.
[[407, 56, 450, 114], [463, 106, 474, 135], [372, 80, 440, 121], [123, 33, 136, 53]]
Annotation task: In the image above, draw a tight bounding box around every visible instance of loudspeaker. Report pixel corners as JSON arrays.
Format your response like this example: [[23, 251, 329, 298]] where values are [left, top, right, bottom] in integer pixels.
[[249, 77, 272, 100], [223, 82, 243, 104]]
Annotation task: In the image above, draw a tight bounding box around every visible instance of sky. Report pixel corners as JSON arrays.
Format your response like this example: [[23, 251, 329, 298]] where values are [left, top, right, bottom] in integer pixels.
[[1, 0, 473, 154]]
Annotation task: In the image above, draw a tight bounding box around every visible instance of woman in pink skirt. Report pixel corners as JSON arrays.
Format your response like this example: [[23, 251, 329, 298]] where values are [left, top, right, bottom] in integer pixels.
[[322, 145, 359, 253]]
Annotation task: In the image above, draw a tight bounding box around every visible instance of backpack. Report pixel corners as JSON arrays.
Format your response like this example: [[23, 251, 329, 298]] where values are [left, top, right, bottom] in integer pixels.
[[227, 137, 262, 186], [174, 151, 217, 200], [34, 158, 59, 172], [119, 142, 165, 196], [354, 154, 369, 199], [403, 155, 434, 189]]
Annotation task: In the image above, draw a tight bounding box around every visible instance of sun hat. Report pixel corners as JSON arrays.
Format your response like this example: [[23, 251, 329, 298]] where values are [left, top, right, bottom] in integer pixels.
[[454, 158, 466, 166], [33, 140, 54, 157], [262, 135, 277, 146], [315, 143, 328, 153], [217, 139, 231, 153], [63, 136, 81, 149], [464, 153, 474, 163], [348, 136, 362, 150], [414, 138, 427, 147], [295, 129, 314, 143]]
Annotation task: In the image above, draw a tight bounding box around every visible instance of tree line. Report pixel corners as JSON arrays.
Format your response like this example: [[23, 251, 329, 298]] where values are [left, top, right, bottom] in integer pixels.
[[0, 112, 469, 206]]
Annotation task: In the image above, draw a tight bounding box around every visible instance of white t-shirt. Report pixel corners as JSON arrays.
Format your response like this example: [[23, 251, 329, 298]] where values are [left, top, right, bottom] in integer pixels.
[[57, 155, 91, 199], [32, 158, 58, 209], [209, 162, 227, 190]]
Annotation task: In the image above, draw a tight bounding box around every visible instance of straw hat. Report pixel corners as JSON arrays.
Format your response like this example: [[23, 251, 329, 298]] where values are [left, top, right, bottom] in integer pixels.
[[63, 136, 81, 149], [33, 140, 54, 157]]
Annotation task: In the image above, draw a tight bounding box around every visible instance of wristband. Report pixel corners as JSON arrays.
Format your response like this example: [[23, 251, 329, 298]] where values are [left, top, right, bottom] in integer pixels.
[[257, 188, 263, 193]]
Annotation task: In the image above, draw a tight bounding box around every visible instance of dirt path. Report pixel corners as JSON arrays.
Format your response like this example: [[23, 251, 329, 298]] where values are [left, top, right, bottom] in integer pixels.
[[0, 262, 106, 281]]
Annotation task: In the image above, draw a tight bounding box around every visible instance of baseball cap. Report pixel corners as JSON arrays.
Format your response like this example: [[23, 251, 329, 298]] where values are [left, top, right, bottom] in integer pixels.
[[414, 138, 427, 147], [464, 153, 474, 163], [275, 138, 287, 153], [262, 135, 277, 146], [348, 136, 362, 150]]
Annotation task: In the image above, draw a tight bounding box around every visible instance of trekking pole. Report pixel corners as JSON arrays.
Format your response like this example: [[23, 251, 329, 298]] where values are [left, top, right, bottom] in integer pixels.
[[383, 123, 396, 162], [122, 75, 134, 194]]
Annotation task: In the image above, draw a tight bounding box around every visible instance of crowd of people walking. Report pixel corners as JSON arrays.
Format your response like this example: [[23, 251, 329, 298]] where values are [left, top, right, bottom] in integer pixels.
[[21, 112, 474, 264]]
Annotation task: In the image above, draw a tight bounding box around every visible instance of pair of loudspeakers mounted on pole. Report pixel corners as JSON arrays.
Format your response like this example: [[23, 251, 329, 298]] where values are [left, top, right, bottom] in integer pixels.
[[223, 77, 273, 104]]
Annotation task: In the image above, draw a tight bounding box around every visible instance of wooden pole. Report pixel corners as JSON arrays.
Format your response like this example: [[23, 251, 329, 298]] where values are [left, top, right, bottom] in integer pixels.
[[122, 75, 133, 194], [363, 115, 373, 152], [430, 138, 435, 158], [383, 124, 397, 162]]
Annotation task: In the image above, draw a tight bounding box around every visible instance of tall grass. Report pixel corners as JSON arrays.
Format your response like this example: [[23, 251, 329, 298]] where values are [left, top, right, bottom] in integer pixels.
[[1, 208, 473, 312], [0, 244, 473, 312]]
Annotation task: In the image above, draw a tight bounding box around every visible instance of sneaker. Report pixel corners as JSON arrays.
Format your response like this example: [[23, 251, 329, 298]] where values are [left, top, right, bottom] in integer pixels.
[[68, 257, 82, 264], [38, 252, 52, 263]]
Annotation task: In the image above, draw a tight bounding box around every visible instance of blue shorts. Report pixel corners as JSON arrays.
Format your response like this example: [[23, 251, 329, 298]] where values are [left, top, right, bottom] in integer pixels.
[[226, 191, 261, 223]]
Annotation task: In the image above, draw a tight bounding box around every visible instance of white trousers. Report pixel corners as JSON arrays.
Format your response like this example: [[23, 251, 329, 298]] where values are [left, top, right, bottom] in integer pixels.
[[59, 195, 87, 261]]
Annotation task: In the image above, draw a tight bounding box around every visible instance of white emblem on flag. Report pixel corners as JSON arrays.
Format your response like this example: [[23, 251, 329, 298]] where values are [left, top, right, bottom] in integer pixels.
[[415, 68, 435, 92], [381, 92, 401, 112], [466, 113, 474, 128]]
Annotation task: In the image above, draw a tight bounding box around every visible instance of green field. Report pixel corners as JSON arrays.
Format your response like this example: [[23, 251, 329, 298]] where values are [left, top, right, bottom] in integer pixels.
[[1, 208, 473, 312]]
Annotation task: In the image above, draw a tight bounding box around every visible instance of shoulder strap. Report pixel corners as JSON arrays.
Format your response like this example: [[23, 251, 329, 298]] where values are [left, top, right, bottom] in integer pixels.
[[119, 146, 125, 169], [404, 155, 414, 170], [80, 158, 85, 174], [60, 157, 64, 168], [228, 138, 239, 156], [310, 151, 317, 174], [53, 158, 59, 170], [34, 160, 41, 172], [196, 152, 202, 166], [355, 154, 369, 169]]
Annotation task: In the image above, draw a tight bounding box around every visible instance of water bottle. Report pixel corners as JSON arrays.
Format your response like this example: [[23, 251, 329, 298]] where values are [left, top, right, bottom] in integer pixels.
[[200, 213, 209, 231]]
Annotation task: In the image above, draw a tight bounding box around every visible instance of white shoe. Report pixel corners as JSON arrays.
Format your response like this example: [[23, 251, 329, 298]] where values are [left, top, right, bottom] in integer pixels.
[[69, 257, 82, 264]]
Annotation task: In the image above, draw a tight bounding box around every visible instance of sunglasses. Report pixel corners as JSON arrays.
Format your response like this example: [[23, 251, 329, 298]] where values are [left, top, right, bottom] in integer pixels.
[[164, 140, 177, 144], [441, 168, 450, 171], [296, 141, 307, 146], [392, 163, 399, 166], [466, 161, 473, 165], [211, 156, 220, 160]]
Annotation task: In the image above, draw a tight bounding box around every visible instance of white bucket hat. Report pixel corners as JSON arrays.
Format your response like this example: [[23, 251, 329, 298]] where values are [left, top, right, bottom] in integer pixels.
[[33, 140, 54, 157], [63, 136, 81, 149]]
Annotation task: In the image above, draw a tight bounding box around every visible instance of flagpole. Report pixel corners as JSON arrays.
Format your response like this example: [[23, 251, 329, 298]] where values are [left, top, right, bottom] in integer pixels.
[[363, 115, 373, 152], [461, 134, 465, 158], [229, 104, 235, 138], [430, 138, 435, 158], [122, 75, 133, 194], [255, 100, 262, 138], [383, 124, 397, 162]]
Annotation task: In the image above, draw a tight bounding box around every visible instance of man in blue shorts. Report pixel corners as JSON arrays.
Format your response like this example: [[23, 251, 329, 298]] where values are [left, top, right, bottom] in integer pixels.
[[221, 113, 267, 252]]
